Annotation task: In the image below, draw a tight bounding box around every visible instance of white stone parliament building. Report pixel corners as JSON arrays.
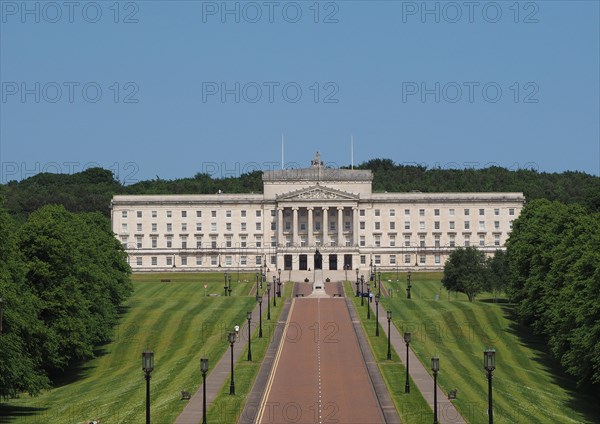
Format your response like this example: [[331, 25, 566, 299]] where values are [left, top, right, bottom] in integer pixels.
[[111, 153, 525, 273]]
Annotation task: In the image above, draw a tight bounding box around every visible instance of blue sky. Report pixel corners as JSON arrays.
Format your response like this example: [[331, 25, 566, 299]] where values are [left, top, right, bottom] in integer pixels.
[[1, 0, 598, 184]]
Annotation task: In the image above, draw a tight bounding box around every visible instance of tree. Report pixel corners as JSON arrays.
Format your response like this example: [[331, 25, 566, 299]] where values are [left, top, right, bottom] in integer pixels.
[[18, 205, 132, 374], [486, 250, 510, 299], [0, 207, 49, 398], [442, 247, 487, 302], [506, 199, 600, 389]]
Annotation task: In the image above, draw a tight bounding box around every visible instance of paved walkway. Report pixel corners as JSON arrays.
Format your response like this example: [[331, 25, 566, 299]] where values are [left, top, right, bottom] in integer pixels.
[[174, 285, 288, 424], [254, 298, 386, 424], [370, 300, 467, 423]]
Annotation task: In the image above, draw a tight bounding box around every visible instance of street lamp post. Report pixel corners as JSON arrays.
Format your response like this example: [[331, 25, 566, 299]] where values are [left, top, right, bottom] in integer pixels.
[[228, 332, 236, 395], [277, 268, 282, 297], [141, 350, 154, 424], [247, 312, 252, 361], [404, 332, 411, 393], [361, 275, 365, 306], [369, 258, 373, 283], [255, 272, 259, 296], [355, 268, 360, 296], [266, 283, 271, 320], [484, 349, 496, 424], [272, 276, 277, 307], [378, 271, 381, 295], [375, 293, 380, 336], [407, 271, 412, 299], [257, 296, 263, 338], [228, 276, 232, 296], [432, 357, 440, 424], [366, 283, 371, 319], [200, 358, 208, 424], [386, 311, 392, 360], [373, 265, 377, 288], [224, 272, 228, 296]]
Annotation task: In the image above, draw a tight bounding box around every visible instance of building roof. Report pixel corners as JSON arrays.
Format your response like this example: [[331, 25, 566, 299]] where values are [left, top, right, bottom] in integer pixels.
[[262, 151, 373, 182]]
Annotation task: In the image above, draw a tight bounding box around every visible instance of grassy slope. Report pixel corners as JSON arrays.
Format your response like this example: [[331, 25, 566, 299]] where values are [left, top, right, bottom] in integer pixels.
[[381, 272, 600, 424], [0, 273, 258, 424], [207, 285, 291, 423], [343, 282, 434, 424]]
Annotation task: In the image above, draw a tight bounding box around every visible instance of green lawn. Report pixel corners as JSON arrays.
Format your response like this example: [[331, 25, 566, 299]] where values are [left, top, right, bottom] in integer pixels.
[[380, 272, 600, 424], [0, 273, 261, 424], [207, 285, 291, 423], [343, 282, 434, 424]]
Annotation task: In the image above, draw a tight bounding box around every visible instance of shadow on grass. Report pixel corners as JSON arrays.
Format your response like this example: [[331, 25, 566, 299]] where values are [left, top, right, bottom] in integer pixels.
[[479, 297, 511, 304], [501, 304, 600, 423], [47, 344, 111, 389], [0, 404, 48, 422]]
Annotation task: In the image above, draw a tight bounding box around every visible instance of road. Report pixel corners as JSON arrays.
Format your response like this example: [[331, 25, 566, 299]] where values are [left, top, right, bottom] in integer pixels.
[[256, 298, 384, 424]]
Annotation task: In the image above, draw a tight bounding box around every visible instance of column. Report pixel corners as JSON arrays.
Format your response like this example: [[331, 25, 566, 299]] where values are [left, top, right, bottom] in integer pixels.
[[307, 207, 314, 247], [353, 207, 359, 246], [322, 206, 329, 246], [337, 207, 344, 246], [277, 207, 284, 247], [292, 207, 299, 246]]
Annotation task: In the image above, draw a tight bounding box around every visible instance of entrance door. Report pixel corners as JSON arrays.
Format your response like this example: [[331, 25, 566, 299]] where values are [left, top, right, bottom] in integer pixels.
[[299, 254, 308, 270], [343, 254, 353, 270], [328, 254, 337, 270], [314, 249, 323, 270], [284, 255, 293, 270]]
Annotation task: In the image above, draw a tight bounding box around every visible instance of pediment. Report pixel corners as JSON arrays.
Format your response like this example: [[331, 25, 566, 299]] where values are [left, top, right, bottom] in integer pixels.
[[277, 185, 359, 201]]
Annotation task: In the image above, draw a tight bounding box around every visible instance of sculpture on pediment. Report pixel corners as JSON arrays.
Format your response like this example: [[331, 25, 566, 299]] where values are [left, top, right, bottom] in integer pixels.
[[297, 189, 339, 200], [310, 151, 324, 168]]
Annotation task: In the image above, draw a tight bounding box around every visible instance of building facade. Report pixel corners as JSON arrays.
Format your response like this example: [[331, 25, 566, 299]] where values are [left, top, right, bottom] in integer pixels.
[[111, 153, 525, 272]]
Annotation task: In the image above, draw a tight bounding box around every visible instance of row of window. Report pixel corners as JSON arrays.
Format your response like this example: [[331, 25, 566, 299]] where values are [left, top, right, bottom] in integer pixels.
[[122, 209, 265, 219], [138, 254, 268, 267], [366, 207, 516, 217], [361, 233, 502, 247], [121, 222, 263, 233], [120, 207, 518, 220], [366, 220, 512, 231], [133, 253, 459, 267], [123, 232, 503, 250], [121, 219, 513, 234]]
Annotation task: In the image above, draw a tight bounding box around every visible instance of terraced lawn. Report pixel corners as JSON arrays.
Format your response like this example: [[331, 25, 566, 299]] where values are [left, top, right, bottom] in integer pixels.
[[0, 273, 260, 424], [343, 282, 434, 424], [381, 272, 600, 424], [207, 284, 291, 423]]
